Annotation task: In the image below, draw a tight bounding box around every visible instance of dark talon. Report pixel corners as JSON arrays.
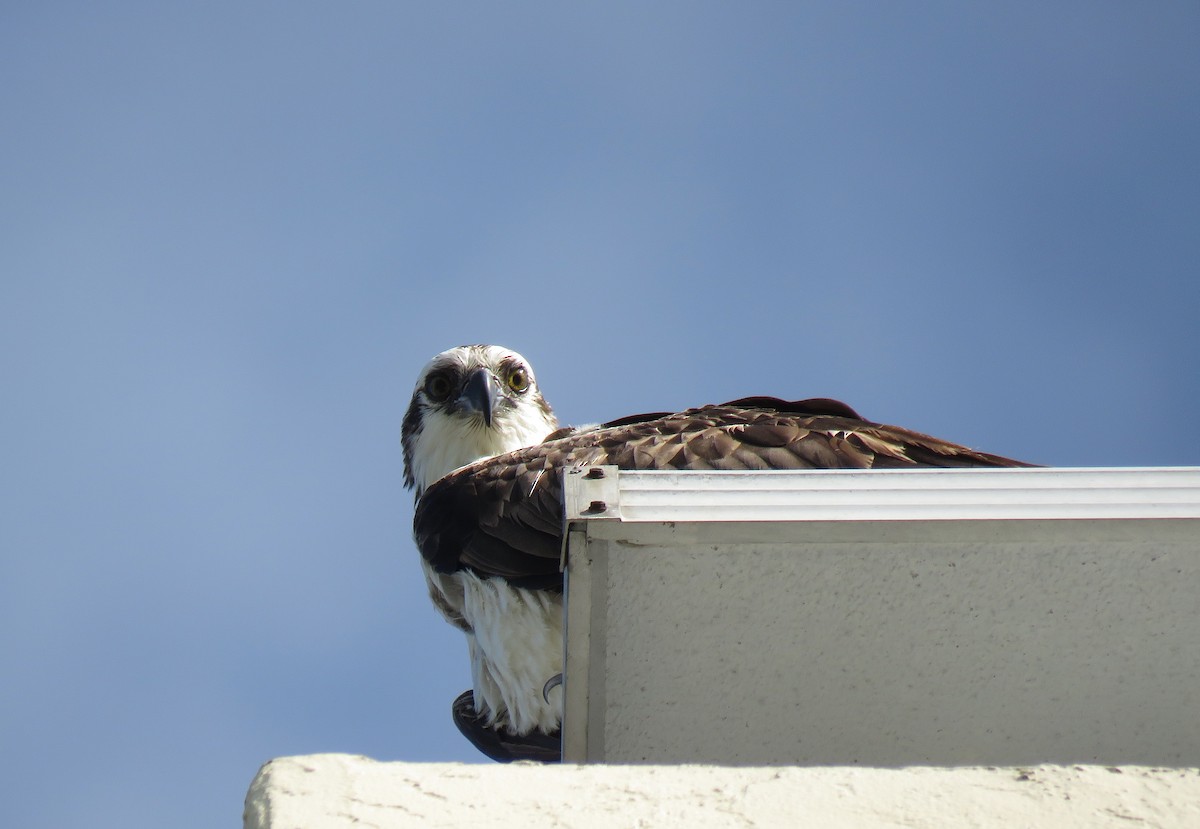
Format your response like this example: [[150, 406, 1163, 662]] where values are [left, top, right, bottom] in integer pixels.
[[451, 690, 561, 763], [542, 673, 563, 702]]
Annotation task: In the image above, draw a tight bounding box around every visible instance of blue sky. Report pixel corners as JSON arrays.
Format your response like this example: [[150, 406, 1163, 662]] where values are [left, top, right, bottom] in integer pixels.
[[2, 3, 1198, 826]]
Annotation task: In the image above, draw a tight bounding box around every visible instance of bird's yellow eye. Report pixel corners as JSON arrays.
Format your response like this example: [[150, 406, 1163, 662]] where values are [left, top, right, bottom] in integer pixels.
[[425, 373, 452, 401], [507, 367, 529, 393]]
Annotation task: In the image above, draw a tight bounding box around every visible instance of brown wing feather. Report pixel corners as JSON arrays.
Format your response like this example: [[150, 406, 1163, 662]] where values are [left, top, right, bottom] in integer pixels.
[[413, 400, 1035, 584]]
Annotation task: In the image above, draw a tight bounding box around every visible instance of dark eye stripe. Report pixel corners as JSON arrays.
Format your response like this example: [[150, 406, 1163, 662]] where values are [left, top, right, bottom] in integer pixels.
[[425, 372, 453, 400]]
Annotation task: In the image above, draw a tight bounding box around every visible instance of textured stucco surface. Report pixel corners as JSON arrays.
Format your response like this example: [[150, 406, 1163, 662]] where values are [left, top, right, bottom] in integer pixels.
[[566, 521, 1200, 765], [245, 754, 1200, 829]]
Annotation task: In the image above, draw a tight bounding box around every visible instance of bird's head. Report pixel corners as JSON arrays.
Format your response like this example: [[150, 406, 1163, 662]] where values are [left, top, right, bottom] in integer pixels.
[[402, 344, 559, 496]]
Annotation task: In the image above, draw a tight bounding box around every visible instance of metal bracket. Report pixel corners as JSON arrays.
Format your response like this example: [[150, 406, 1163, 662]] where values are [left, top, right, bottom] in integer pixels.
[[560, 465, 622, 572], [562, 465, 622, 521]]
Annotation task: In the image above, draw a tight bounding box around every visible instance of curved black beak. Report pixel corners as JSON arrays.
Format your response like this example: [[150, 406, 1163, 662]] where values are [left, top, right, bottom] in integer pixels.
[[458, 367, 497, 428]]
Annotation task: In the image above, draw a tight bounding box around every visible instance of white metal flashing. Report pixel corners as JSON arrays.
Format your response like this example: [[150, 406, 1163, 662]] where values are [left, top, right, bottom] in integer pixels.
[[564, 466, 1200, 524]]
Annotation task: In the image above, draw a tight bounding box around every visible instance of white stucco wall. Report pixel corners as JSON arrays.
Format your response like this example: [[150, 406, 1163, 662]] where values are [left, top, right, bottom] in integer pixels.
[[244, 754, 1200, 829], [562, 468, 1200, 765]]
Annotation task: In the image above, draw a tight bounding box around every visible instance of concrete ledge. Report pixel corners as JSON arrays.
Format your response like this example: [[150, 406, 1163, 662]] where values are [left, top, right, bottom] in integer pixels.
[[245, 754, 1200, 828]]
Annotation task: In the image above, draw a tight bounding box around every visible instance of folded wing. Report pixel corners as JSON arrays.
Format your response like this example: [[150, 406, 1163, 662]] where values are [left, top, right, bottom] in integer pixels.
[[413, 397, 1034, 587]]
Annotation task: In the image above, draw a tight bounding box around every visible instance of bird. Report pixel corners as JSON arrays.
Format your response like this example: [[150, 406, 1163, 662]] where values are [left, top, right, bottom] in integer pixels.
[[402, 344, 1033, 762], [402, 344, 564, 760]]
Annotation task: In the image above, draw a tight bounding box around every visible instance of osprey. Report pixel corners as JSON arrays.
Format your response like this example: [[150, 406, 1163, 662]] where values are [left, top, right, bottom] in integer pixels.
[[403, 344, 1033, 763], [402, 345, 563, 760]]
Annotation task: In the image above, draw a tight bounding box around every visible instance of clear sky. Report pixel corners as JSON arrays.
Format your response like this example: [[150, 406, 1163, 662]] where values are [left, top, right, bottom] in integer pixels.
[[2, 3, 1197, 827]]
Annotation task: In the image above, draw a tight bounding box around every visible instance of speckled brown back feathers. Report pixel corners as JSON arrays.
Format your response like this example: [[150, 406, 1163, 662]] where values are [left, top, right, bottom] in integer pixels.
[[413, 397, 1034, 587]]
